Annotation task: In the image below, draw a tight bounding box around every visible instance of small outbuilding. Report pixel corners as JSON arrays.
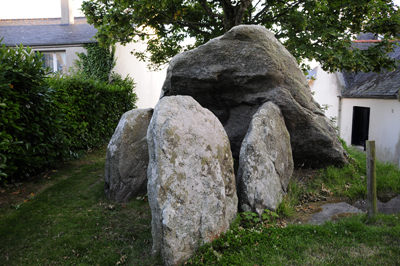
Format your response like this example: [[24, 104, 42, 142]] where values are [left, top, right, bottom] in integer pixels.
[[310, 33, 400, 166]]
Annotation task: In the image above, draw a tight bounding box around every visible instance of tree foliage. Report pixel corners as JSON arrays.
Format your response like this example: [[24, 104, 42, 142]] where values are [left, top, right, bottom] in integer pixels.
[[82, 0, 400, 73]]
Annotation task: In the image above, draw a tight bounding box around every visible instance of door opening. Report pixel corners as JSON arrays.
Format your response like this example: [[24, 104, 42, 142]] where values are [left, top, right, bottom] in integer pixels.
[[351, 106, 370, 149]]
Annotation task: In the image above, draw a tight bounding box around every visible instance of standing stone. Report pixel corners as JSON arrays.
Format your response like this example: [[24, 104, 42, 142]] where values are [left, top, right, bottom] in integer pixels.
[[237, 102, 293, 215], [105, 108, 153, 202], [161, 24, 348, 167], [147, 96, 238, 266]]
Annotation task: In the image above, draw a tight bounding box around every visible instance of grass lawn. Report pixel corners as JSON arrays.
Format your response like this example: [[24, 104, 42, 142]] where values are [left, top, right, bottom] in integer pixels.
[[188, 214, 400, 265], [0, 147, 160, 265], [0, 145, 399, 265]]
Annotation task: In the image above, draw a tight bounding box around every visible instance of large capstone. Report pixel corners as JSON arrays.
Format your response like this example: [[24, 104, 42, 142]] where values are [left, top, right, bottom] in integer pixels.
[[161, 24, 348, 167], [237, 102, 293, 215], [105, 108, 153, 202], [147, 96, 238, 266]]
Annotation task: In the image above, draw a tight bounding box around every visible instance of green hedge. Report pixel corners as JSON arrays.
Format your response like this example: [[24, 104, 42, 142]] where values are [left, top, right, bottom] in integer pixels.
[[0, 43, 137, 182], [0, 44, 66, 180], [46, 73, 137, 153]]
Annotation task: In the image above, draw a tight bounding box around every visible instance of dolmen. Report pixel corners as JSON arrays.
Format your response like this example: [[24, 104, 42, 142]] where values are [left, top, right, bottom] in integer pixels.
[[105, 25, 349, 265]]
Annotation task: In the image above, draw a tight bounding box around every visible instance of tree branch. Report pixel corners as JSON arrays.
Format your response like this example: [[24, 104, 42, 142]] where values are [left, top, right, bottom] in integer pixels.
[[157, 12, 213, 36], [199, 0, 224, 19], [252, 1, 301, 24], [252, 0, 263, 12], [217, 0, 236, 30], [247, 0, 262, 21], [235, 0, 252, 25]]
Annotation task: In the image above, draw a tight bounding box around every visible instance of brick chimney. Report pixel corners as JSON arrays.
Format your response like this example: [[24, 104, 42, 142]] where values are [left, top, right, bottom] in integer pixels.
[[61, 0, 74, 25]]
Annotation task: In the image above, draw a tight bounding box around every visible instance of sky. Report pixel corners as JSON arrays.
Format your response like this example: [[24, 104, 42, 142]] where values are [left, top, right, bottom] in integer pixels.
[[0, 0, 85, 19], [1, 0, 400, 20]]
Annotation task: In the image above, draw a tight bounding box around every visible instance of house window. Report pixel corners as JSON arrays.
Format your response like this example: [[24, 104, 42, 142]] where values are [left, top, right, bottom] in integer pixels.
[[351, 106, 370, 148], [41, 52, 67, 74]]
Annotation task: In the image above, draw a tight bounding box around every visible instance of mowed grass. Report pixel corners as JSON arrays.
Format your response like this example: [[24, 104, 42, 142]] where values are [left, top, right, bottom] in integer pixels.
[[189, 145, 400, 265], [188, 214, 400, 265], [314, 146, 400, 202], [279, 145, 400, 216], [0, 144, 399, 265], [0, 147, 161, 265]]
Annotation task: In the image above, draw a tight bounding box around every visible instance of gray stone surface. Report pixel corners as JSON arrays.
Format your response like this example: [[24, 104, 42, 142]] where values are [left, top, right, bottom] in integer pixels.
[[237, 102, 293, 214], [161, 24, 348, 167], [105, 108, 153, 202], [309, 202, 365, 225], [147, 96, 238, 266], [353, 195, 400, 214]]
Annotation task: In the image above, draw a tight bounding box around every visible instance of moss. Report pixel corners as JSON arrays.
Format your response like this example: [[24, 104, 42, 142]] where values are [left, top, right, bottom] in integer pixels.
[[201, 156, 212, 166], [164, 127, 181, 143], [170, 151, 178, 164]]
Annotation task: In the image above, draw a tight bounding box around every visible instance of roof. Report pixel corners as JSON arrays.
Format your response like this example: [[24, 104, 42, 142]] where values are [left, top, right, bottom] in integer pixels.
[[0, 17, 97, 46], [342, 69, 400, 99], [341, 39, 400, 99]]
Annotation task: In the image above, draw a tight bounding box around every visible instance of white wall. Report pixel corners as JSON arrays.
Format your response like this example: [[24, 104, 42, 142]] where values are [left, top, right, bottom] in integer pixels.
[[310, 67, 343, 126], [64, 46, 86, 68], [339, 98, 400, 166], [31, 43, 167, 109], [113, 42, 167, 109]]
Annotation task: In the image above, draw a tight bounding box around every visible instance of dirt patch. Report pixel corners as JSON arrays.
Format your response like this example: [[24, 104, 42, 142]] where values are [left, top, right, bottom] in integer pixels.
[[378, 191, 399, 203], [286, 167, 351, 224], [331, 212, 359, 221], [353, 195, 400, 214], [287, 167, 400, 224], [292, 167, 321, 184], [285, 195, 350, 225]]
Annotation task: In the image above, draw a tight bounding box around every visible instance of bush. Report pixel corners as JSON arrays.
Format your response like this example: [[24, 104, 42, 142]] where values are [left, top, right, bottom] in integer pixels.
[[46, 73, 137, 154], [0, 41, 137, 182], [0, 44, 67, 181]]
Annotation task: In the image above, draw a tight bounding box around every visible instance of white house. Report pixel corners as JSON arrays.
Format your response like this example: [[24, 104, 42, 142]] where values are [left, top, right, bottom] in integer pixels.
[[307, 66, 344, 124], [309, 33, 400, 166], [0, 0, 166, 109]]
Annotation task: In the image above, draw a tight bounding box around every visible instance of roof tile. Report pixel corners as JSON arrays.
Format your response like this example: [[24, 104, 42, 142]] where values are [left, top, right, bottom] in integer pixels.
[[0, 17, 97, 46]]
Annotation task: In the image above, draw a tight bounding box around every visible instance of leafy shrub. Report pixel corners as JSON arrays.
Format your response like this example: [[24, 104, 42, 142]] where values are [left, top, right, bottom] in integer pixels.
[[0, 41, 137, 182], [0, 44, 67, 181], [46, 73, 137, 154], [75, 43, 116, 82], [240, 209, 279, 227]]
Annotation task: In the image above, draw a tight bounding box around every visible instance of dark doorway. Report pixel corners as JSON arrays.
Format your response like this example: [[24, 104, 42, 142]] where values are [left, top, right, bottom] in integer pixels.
[[351, 106, 370, 148]]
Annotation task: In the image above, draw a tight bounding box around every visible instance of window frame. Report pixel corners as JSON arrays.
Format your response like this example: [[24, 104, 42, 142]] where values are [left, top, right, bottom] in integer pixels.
[[40, 50, 67, 74]]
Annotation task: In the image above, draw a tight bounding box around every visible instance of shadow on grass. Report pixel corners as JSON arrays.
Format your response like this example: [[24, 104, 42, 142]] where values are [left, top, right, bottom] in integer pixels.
[[0, 146, 161, 265], [1, 145, 399, 265]]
